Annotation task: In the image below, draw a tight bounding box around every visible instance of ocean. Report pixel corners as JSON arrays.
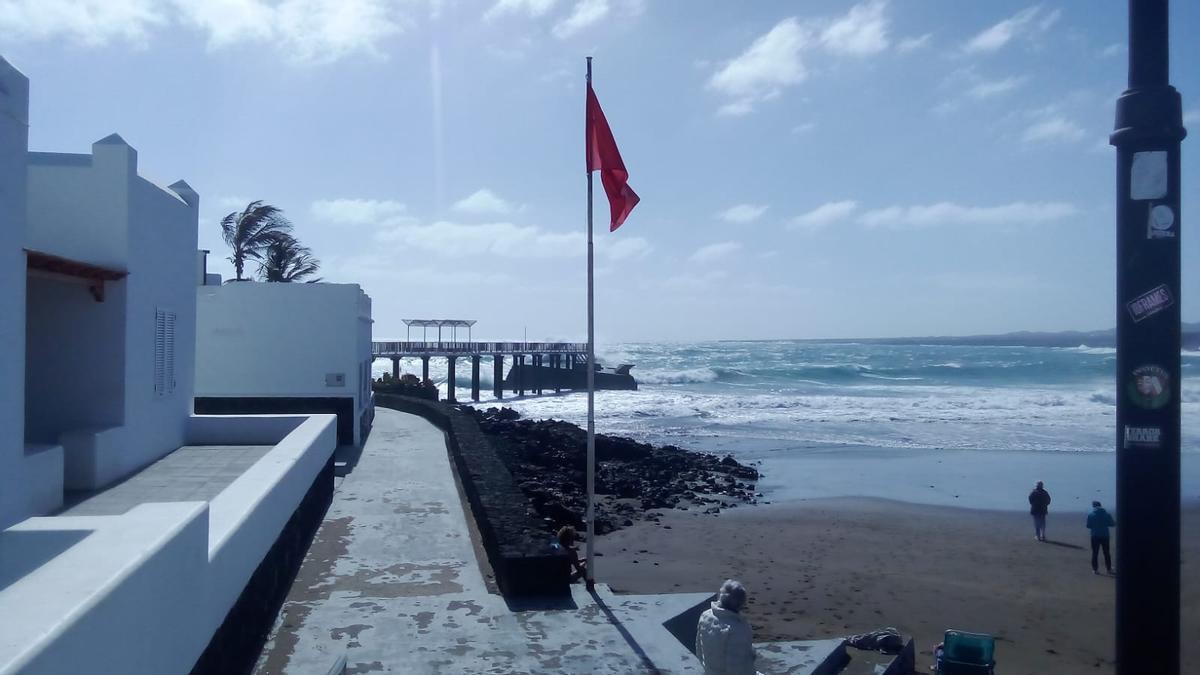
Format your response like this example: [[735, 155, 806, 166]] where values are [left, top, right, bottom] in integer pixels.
[[373, 342, 1200, 507]]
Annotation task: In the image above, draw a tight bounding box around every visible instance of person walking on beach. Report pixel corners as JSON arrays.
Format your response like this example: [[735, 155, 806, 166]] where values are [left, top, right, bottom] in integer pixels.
[[1028, 481, 1051, 542], [696, 579, 760, 675], [1087, 501, 1116, 575]]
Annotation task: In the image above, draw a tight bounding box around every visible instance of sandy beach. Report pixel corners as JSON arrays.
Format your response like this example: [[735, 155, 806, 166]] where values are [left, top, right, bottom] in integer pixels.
[[597, 497, 1200, 674]]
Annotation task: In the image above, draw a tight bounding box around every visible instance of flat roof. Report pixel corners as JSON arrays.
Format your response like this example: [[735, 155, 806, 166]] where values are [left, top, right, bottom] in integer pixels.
[[402, 319, 476, 328]]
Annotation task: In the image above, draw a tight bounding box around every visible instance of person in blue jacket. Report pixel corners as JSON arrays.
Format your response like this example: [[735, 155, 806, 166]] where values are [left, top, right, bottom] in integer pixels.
[[1086, 501, 1116, 575]]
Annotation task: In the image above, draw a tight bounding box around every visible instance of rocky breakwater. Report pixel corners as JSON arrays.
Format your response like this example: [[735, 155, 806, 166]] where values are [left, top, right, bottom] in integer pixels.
[[472, 407, 760, 536]]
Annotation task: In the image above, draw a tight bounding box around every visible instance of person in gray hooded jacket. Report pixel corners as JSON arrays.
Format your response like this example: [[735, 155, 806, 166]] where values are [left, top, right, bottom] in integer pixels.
[[696, 579, 760, 675]]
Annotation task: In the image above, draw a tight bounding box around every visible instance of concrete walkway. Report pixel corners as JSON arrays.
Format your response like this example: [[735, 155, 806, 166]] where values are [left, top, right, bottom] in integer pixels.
[[254, 408, 711, 674]]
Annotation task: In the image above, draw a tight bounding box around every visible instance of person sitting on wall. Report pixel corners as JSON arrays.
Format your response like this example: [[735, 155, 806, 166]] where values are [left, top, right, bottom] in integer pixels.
[[696, 579, 761, 675], [553, 526, 587, 581]]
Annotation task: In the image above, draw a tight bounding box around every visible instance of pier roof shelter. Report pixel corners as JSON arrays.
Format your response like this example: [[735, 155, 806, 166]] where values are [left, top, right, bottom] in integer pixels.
[[403, 318, 475, 342]]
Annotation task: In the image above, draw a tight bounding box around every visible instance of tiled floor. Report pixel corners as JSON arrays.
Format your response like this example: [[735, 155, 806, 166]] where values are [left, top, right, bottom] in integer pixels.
[[58, 445, 272, 516]]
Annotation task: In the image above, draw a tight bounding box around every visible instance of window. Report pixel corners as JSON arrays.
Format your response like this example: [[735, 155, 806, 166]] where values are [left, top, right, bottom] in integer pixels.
[[155, 309, 176, 396]]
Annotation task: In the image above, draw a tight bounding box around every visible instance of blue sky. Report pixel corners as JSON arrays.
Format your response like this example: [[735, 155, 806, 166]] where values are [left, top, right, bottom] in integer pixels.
[[3, 0, 1198, 342]]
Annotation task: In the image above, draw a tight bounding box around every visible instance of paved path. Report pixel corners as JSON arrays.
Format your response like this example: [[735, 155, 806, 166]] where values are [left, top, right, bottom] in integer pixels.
[[59, 445, 271, 516], [254, 408, 709, 675]]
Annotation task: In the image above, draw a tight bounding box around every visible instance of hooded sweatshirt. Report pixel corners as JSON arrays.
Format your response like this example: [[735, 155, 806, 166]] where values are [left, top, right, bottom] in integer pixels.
[[1087, 507, 1115, 539], [696, 602, 756, 675]]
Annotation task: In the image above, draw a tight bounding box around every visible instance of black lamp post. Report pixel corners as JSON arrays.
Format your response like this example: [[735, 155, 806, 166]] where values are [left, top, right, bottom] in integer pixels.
[[1110, 1, 1186, 673]]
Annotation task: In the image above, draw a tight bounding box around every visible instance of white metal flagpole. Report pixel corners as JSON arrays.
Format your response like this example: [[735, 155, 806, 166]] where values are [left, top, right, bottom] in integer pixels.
[[584, 55, 597, 590]]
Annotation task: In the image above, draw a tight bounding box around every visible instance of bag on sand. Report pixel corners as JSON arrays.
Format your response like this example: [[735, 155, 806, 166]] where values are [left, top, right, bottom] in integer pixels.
[[846, 627, 905, 654]]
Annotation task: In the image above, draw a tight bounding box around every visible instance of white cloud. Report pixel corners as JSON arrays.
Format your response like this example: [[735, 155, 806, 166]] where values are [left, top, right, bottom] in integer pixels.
[[1, 0, 407, 63], [0, 0, 167, 46], [790, 200, 859, 232], [689, 241, 742, 263], [708, 18, 809, 116], [553, 0, 609, 39], [172, 0, 273, 46], [311, 198, 411, 226], [967, 75, 1026, 100], [964, 6, 1058, 54], [819, 0, 889, 57], [1101, 43, 1125, 58], [858, 201, 1079, 229], [1021, 115, 1085, 144], [379, 221, 579, 258], [1184, 108, 1200, 124], [597, 235, 652, 261], [896, 33, 932, 53], [707, 3, 892, 116], [452, 189, 514, 216], [791, 122, 817, 135], [718, 204, 769, 224], [484, 0, 557, 21]]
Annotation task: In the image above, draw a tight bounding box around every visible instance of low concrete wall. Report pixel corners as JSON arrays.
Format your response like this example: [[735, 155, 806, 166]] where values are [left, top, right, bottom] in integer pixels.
[[186, 413, 307, 446], [194, 397, 357, 446], [191, 455, 334, 675], [0, 503, 210, 675], [0, 413, 338, 675], [375, 395, 570, 597]]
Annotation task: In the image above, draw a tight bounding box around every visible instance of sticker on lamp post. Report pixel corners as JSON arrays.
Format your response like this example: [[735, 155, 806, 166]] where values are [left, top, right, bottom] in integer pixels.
[[1130, 151, 1168, 199], [1147, 204, 1176, 239], [1123, 425, 1162, 449], [1128, 365, 1170, 410], [1126, 284, 1173, 323]]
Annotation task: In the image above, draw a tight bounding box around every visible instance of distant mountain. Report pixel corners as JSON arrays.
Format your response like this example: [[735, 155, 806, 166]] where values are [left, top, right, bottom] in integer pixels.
[[807, 322, 1200, 349]]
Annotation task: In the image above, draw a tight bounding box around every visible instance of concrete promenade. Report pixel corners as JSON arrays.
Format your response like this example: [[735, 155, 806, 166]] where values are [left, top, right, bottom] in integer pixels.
[[254, 408, 712, 674]]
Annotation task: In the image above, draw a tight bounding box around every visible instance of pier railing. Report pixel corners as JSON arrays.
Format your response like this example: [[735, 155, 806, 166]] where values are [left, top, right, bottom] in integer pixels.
[[372, 341, 588, 357]]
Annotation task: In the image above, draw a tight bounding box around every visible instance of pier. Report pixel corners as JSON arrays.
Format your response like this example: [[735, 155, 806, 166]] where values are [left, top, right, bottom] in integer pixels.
[[373, 319, 588, 403]]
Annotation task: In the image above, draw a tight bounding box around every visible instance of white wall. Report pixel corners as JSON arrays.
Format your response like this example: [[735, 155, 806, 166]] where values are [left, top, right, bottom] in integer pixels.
[[0, 56, 29, 529], [119, 176, 198, 479], [23, 135, 199, 490], [195, 282, 373, 443], [25, 138, 132, 270]]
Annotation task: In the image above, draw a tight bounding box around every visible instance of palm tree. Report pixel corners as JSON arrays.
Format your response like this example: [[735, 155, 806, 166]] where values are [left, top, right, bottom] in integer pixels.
[[220, 201, 292, 281], [257, 234, 322, 283]]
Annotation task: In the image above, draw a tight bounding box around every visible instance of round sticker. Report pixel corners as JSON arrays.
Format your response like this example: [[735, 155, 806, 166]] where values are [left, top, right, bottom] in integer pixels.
[[1151, 205, 1175, 231], [1128, 365, 1170, 409]]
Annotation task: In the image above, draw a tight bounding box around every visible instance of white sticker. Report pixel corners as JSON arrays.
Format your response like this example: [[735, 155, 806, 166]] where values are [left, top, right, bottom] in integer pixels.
[[1130, 151, 1168, 200], [1147, 204, 1176, 239]]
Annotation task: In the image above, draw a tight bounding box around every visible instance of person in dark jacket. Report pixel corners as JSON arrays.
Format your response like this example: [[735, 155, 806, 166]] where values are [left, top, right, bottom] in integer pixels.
[[1028, 481, 1051, 542], [1087, 501, 1116, 575]]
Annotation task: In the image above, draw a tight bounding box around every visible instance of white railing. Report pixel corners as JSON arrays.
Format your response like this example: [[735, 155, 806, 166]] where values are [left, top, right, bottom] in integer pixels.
[[372, 341, 588, 356]]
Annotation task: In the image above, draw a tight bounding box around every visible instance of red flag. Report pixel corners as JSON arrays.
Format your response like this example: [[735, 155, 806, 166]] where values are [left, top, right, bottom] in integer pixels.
[[586, 84, 640, 231]]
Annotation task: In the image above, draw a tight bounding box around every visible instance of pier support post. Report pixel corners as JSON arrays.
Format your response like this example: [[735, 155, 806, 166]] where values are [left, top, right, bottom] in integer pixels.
[[493, 355, 504, 399], [533, 354, 542, 395], [446, 356, 457, 403], [516, 355, 525, 396], [391, 357, 400, 380], [421, 355, 430, 383], [553, 354, 562, 393], [471, 355, 481, 402]]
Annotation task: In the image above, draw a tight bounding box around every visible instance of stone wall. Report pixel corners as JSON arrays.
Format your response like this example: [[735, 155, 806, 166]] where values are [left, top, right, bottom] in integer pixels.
[[374, 394, 570, 597]]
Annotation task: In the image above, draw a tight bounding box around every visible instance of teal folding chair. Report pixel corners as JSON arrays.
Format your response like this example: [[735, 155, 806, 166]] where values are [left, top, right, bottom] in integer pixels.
[[937, 630, 995, 675]]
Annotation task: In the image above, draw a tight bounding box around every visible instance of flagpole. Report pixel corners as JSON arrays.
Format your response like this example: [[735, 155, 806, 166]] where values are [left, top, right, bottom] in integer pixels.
[[584, 55, 597, 590]]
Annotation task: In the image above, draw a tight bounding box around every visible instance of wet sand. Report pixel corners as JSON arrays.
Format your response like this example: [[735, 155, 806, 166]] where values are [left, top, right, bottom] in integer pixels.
[[596, 498, 1200, 674]]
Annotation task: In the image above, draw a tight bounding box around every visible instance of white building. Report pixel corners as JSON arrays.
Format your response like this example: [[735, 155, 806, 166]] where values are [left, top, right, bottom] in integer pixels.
[[1, 56, 339, 675], [195, 281, 375, 446]]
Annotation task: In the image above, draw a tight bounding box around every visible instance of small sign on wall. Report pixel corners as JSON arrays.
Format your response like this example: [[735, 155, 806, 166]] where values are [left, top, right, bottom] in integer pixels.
[[326, 373, 346, 387]]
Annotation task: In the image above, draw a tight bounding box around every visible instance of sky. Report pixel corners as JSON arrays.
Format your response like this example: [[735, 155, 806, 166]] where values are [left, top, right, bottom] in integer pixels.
[[2, 0, 1198, 342]]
